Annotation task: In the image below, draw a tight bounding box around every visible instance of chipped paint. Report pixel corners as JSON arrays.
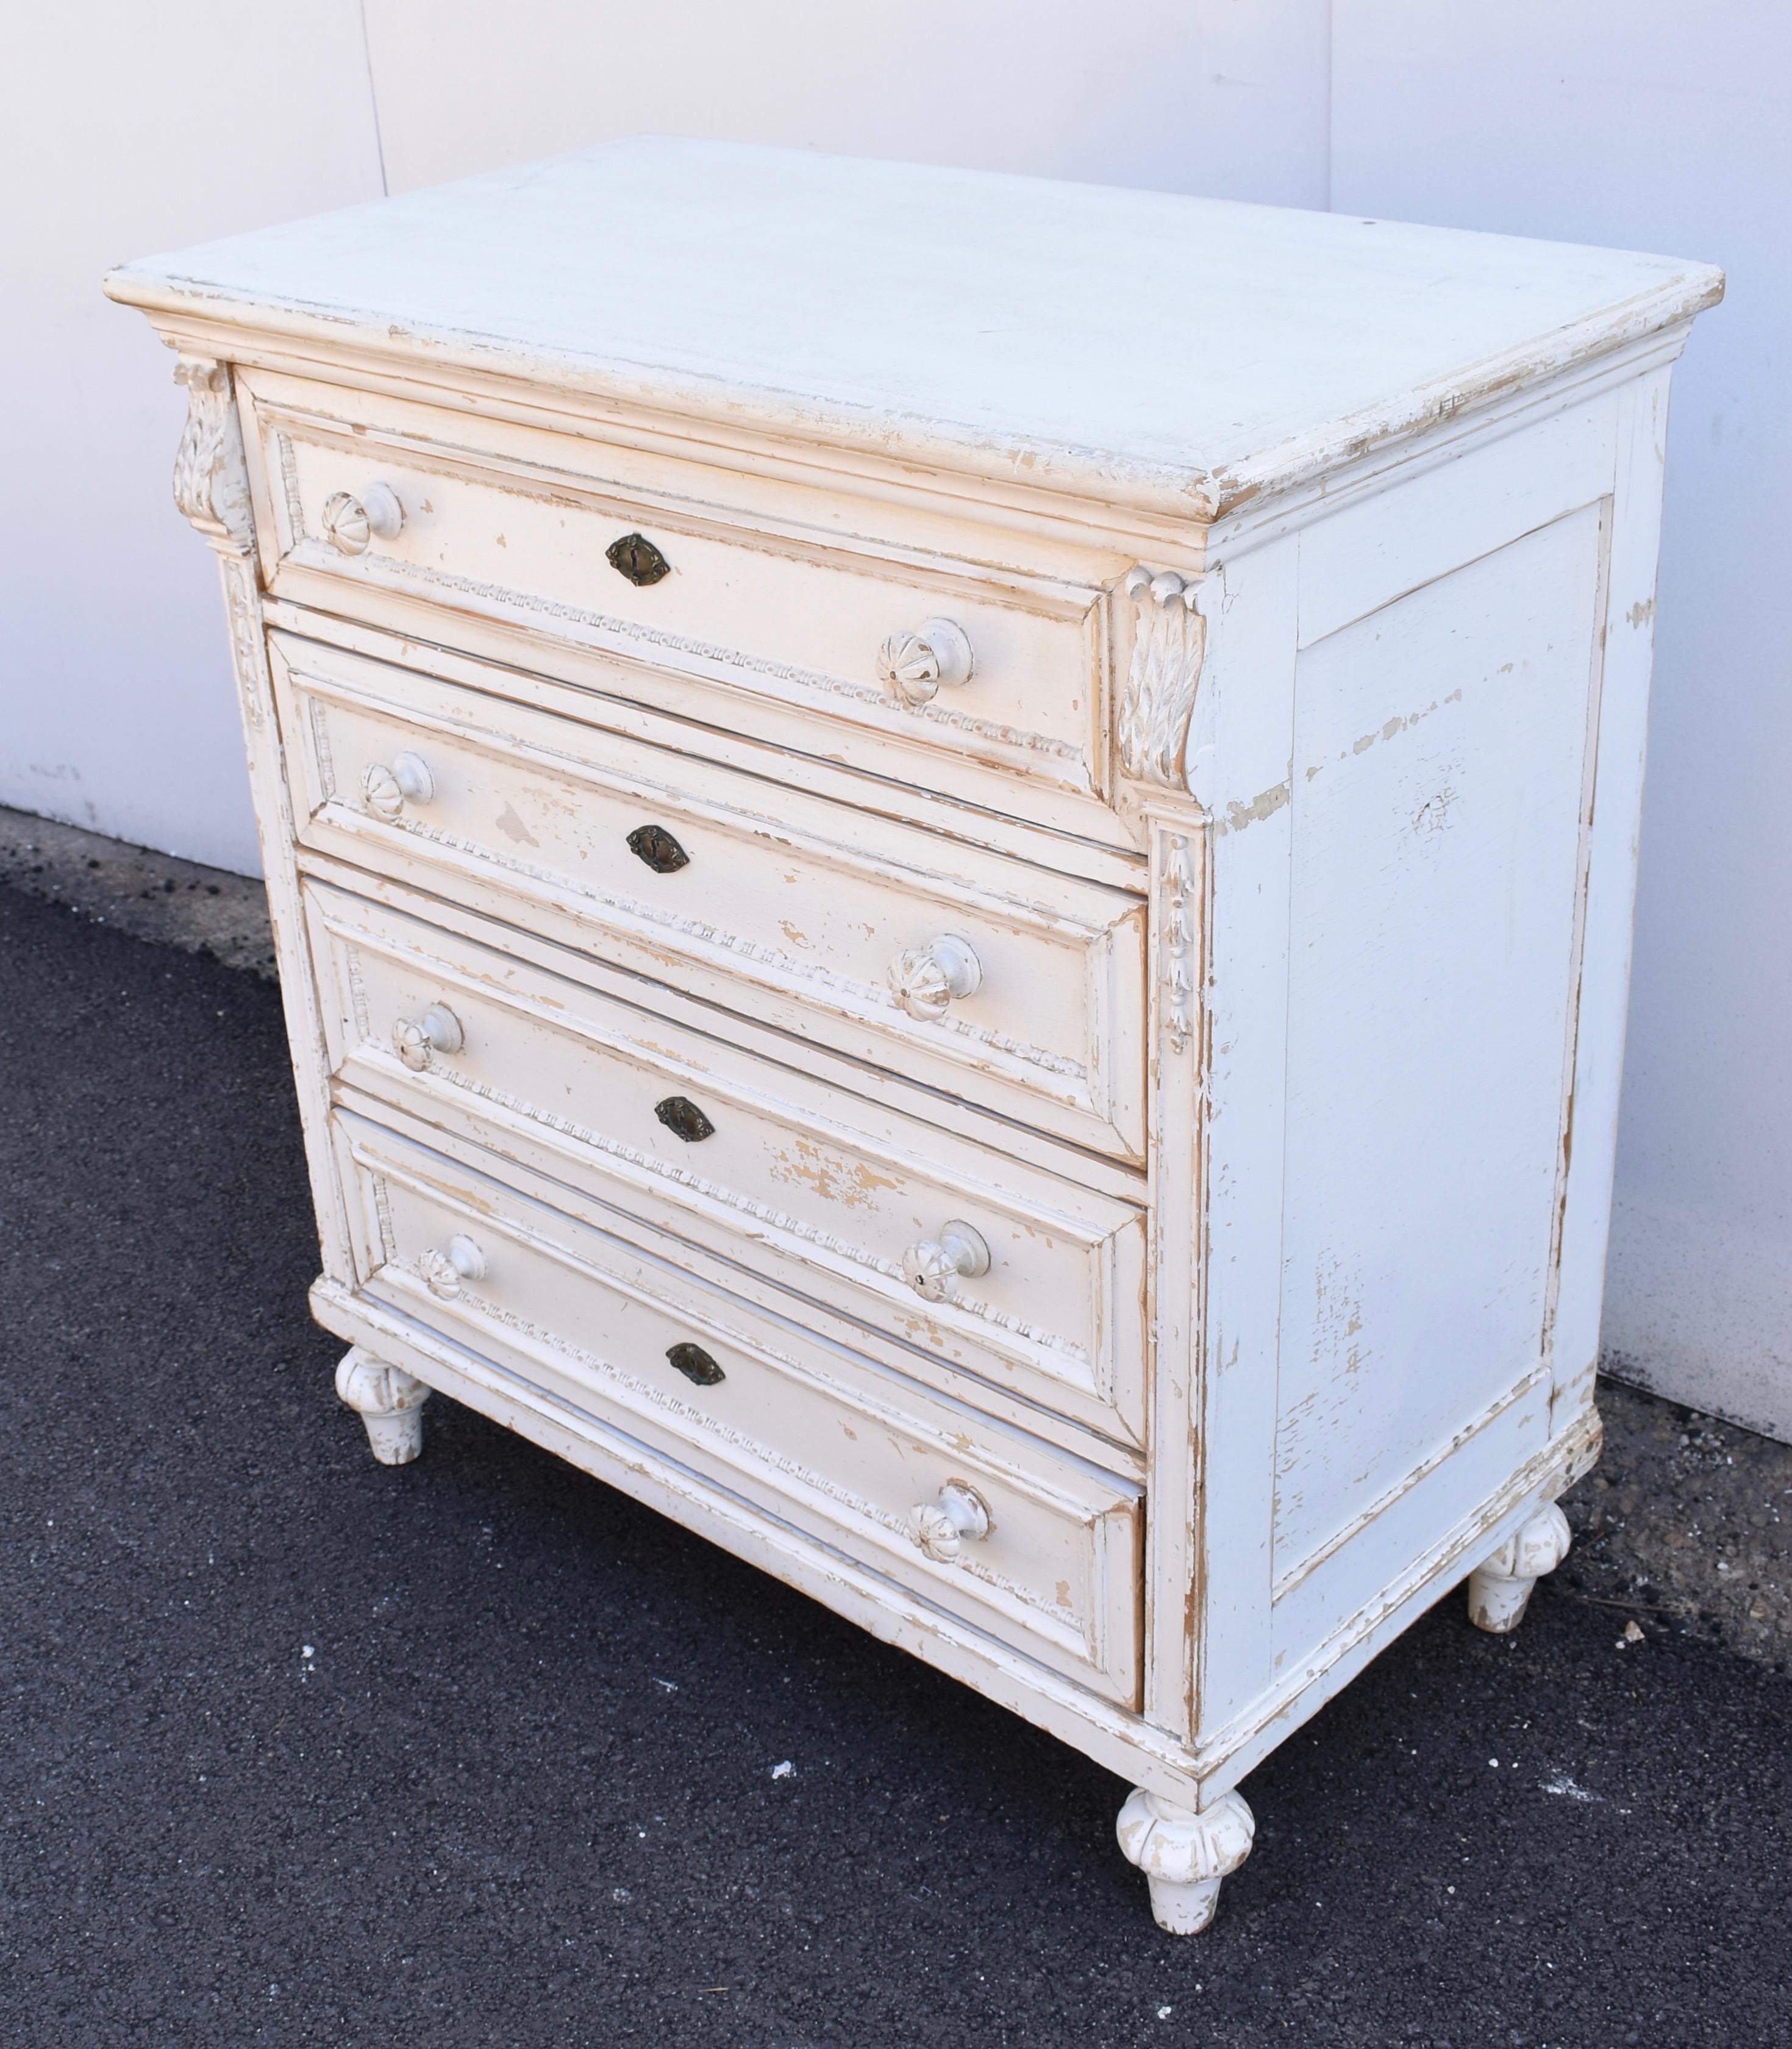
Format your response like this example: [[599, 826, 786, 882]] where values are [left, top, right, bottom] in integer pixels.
[[1301, 688, 1466, 787], [493, 800, 540, 847], [766, 1136, 904, 1210], [1413, 784, 1458, 834], [1215, 780, 1290, 837]]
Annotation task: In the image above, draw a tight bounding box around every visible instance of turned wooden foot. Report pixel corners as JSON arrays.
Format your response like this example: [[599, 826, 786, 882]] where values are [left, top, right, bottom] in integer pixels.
[[1467, 1500, 1571, 1632], [1116, 1788, 1254, 1934], [335, 1346, 430, 1464]]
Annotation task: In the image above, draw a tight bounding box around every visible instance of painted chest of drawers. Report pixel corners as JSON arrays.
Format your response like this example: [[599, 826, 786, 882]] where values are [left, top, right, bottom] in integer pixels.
[[108, 140, 1721, 1932]]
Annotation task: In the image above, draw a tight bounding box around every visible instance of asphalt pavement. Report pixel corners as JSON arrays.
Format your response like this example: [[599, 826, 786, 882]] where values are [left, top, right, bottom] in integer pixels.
[[3, 879, 1788, 2048]]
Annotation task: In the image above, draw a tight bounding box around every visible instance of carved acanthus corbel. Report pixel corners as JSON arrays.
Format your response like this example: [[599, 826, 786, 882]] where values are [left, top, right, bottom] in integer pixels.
[[172, 357, 254, 554], [171, 357, 268, 730], [1118, 567, 1207, 790]]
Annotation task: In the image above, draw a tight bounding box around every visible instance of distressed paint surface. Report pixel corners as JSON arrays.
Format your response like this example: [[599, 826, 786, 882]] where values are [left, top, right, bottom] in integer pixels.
[[302, 874, 1149, 1446], [271, 629, 1149, 1162], [121, 148, 1715, 1930], [105, 138, 1721, 522], [1274, 509, 1604, 1579]]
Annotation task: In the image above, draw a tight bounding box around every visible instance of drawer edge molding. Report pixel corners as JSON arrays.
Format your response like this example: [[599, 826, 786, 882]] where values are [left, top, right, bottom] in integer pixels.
[[321, 538, 1093, 773]]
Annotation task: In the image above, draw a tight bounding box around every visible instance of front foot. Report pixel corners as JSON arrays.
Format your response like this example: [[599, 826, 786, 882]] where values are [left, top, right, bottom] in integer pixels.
[[335, 1346, 430, 1465], [1467, 1501, 1571, 1632], [1116, 1788, 1254, 1934]]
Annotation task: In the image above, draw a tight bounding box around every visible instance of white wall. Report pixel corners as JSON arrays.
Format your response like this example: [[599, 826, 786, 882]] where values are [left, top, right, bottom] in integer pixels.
[[0, 2, 386, 872], [361, 0, 1330, 204], [1328, 3, 1792, 1437], [4, 3, 1783, 1437]]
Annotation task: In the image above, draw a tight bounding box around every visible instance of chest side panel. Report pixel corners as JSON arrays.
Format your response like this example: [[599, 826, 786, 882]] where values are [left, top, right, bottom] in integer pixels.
[[1271, 503, 1605, 1600]]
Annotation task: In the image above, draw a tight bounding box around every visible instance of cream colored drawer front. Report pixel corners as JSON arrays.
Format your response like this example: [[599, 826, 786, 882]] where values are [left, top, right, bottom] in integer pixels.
[[243, 373, 1118, 825], [274, 631, 1148, 1161], [333, 1109, 1143, 1705], [304, 875, 1148, 1446]]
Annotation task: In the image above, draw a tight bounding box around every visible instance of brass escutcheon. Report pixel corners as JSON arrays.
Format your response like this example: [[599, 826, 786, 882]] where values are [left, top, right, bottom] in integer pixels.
[[666, 1342, 724, 1386], [627, 823, 690, 873], [654, 1096, 716, 1143], [607, 531, 670, 586]]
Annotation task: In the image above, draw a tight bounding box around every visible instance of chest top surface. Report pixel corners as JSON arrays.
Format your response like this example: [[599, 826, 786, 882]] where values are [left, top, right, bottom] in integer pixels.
[[106, 137, 1720, 521]]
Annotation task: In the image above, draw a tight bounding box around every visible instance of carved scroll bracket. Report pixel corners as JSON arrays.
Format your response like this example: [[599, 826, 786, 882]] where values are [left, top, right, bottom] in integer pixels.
[[172, 357, 254, 555], [173, 356, 267, 730], [1118, 567, 1207, 791]]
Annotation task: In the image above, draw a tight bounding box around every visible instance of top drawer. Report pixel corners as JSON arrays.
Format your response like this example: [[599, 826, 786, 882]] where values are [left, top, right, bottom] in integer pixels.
[[237, 370, 1129, 841]]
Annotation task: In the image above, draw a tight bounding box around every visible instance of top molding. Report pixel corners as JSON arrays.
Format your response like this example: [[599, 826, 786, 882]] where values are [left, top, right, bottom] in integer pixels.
[[105, 138, 1724, 529]]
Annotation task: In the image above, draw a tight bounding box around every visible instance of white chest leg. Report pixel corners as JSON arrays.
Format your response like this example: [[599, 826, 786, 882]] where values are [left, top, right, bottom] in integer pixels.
[[334, 1346, 432, 1466], [1115, 1788, 1255, 1934], [1466, 1501, 1573, 1633]]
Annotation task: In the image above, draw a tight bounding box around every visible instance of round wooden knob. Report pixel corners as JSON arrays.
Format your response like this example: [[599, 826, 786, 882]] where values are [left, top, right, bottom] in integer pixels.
[[419, 1234, 486, 1301], [888, 934, 982, 1021], [901, 1221, 991, 1303], [878, 617, 974, 705], [907, 1481, 991, 1563], [362, 751, 434, 820], [392, 1003, 464, 1071], [321, 481, 405, 556]]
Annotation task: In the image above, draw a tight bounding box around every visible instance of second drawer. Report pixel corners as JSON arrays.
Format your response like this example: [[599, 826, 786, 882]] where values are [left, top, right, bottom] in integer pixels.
[[304, 874, 1148, 1448], [271, 626, 1148, 1162]]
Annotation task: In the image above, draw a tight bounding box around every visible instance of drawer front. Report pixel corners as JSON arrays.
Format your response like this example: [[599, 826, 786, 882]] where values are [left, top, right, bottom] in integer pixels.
[[274, 630, 1148, 1160], [242, 371, 1121, 829], [332, 1110, 1143, 1704], [304, 875, 1148, 1446]]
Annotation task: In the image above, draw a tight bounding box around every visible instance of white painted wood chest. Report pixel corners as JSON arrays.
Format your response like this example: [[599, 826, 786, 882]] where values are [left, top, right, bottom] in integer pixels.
[[108, 140, 1721, 1932]]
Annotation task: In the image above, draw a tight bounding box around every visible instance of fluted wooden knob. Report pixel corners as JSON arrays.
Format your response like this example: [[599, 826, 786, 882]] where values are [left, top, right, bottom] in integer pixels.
[[362, 751, 434, 820], [321, 481, 405, 555], [392, 1003, 464, 1071], [419, 1234, 487, 1300], [878, 617, 973, 705], [907, 1481, 991, 1563], [901, 1221, 991, 1303], [888, 934, 982, 1021]]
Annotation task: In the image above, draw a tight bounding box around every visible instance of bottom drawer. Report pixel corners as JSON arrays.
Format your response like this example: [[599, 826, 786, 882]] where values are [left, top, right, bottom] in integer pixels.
[[332, 1109, 1143, 1706]]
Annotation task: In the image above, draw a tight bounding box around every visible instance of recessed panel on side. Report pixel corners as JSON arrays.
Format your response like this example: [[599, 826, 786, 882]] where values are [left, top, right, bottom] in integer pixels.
[[1273, 506, 1605, 1590]]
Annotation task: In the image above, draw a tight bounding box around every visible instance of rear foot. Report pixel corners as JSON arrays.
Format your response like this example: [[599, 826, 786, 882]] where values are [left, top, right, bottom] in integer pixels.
[[1467, 1501, 1571, 1632]]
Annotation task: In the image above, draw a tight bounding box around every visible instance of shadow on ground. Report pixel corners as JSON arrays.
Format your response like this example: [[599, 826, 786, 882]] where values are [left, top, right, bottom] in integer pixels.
[[2, 884, 1787, 2048]]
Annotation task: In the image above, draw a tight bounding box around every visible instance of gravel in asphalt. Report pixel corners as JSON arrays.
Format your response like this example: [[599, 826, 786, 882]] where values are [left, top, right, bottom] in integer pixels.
[[0, 803, 276, 979], [3, 879, 1788, 2049]]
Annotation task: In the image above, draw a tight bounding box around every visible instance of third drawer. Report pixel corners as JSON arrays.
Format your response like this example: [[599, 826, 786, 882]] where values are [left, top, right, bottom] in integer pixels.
[[302, 872, 1149, 1449]]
